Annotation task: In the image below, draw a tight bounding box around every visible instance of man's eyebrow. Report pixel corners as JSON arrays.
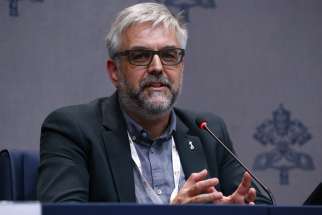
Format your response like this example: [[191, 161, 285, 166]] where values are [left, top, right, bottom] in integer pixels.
[[129, 46, 150, 50], [161, 45, 179, 49]]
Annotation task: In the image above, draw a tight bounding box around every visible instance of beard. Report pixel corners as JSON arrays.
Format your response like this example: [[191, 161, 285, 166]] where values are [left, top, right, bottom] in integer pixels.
[[117, 73, 181, 119]]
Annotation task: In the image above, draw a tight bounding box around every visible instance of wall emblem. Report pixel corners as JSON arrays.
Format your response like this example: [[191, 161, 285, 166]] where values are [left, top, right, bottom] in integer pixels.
[[155, 0, 216, 22], [253, 104, 315, 185], [7, 0, 44, 17]]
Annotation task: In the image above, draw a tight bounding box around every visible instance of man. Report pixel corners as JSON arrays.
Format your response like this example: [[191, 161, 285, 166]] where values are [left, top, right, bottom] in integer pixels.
[[37, 2, 272, 204]]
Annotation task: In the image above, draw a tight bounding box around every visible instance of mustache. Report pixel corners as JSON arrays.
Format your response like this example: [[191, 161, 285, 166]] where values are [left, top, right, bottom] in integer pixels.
[[139, 75, 171, 89]]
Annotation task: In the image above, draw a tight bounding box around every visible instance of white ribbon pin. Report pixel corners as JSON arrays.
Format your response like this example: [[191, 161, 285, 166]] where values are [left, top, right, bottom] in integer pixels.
[[188, 140, 195, 150]]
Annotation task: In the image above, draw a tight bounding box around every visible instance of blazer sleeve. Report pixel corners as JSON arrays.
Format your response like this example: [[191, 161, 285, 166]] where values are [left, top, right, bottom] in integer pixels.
[[37, 108, 90, 202]]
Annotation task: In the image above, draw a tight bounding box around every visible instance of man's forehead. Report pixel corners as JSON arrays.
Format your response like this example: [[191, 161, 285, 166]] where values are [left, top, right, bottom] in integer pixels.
[[120, 22, 179, 50], [124, 21, 171, 33]]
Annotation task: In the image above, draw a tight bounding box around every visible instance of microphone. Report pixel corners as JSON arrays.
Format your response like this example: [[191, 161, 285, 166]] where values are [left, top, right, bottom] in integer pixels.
[[196, 118, 275, 205]]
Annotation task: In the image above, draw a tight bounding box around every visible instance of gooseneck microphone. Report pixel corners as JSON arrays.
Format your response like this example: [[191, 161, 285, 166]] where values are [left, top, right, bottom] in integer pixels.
[[196, 118, 275, 205]]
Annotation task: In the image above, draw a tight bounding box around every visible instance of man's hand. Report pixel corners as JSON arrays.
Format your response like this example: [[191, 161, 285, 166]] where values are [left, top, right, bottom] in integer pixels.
[[171, 170, 256, 205], [218, 171, 256, 205], [171, 169, 223, 204]]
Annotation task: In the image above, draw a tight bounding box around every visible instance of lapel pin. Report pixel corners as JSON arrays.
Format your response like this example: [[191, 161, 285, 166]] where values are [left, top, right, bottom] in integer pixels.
[[188, 140, 195, 150]]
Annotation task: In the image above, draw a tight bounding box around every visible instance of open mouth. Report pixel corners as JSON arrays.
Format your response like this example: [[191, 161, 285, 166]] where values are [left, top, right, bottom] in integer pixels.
[[145, 82, 169, 90]]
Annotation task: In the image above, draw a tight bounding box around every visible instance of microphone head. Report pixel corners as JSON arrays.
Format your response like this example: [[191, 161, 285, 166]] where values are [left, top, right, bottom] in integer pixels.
[[195, 118, 207, 129]]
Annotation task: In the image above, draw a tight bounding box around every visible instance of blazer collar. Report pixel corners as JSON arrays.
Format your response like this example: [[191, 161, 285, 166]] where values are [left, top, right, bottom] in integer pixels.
[[101, 92, 126, 131], [101, 92, 136, 202]]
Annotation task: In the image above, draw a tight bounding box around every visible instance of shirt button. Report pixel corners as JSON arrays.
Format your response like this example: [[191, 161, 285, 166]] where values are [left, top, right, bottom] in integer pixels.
[[132, 136, 136, 141], [156, 189, 162, 195]]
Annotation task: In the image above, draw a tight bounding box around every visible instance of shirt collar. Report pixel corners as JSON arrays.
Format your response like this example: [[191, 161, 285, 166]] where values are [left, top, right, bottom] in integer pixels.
[[122, 109, 176, 143]]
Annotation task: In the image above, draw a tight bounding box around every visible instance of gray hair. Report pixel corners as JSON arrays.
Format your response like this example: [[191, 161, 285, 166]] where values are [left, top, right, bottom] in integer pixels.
[[105, 2, 188, 58]]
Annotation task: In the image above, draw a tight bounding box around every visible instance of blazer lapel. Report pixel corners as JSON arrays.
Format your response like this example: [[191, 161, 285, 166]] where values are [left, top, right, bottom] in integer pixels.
[[174, 115, 209, 179], [101, 93, 136, 202]]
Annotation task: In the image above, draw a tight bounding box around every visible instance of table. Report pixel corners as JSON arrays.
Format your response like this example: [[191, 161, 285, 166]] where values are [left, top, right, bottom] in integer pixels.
[[1, 203, 322, 215]]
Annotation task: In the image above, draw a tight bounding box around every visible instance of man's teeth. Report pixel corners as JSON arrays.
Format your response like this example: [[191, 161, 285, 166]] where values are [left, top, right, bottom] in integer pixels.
[[150, 83, 163, 87]]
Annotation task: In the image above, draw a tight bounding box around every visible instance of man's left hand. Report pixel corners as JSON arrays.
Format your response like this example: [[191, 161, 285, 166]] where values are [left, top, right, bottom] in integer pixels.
[[216, 171, 256, 205]]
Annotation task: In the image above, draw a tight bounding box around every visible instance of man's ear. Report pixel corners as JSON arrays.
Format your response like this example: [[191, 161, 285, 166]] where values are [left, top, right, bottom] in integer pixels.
[[106, 59, 119, 87]]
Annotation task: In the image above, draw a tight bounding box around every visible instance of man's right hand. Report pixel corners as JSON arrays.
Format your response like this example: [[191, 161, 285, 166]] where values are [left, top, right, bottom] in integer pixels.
[[171, 169, 223, 204]]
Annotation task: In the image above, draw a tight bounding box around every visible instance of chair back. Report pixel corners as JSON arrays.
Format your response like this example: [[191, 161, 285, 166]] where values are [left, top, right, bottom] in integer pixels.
[[0, 149, 39, 200]]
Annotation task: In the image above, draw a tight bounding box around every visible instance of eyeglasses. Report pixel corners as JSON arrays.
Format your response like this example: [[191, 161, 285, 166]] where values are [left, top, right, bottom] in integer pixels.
[[112, 48, 185, 66]]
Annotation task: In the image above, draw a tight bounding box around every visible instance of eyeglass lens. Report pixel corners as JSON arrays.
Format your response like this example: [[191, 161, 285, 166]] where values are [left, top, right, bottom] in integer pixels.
[[128, 49, 184, 66]]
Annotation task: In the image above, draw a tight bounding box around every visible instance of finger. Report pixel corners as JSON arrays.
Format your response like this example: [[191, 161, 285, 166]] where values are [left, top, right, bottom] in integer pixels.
[[206, 187, 225, 204], [212, 192, 224, 204], [216, 195, 232, 205], [245, 187, 256, 203], [186, 169, 208, 184], [187, 178, 219, 196], [190, 192, 223, 204], [248, 201, 255, 206], [172, 191, 222, 204], [206, 185, 218, 194], [236, 172, 252, 196]]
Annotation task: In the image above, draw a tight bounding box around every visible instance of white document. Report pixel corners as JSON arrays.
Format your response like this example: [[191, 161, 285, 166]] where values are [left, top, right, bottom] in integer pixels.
[[0, 202, 41, 215]]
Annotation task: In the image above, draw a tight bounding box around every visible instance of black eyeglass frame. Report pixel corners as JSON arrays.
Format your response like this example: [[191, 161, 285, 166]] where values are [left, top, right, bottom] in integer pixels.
[[112, 48, 185, 66]]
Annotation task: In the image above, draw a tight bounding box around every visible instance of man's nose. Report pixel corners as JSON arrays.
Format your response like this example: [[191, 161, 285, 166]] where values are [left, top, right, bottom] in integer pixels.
[[147, 54, 163, 74]]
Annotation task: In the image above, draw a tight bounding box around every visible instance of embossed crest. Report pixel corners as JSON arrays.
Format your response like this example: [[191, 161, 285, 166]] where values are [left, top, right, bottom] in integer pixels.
[[155, 0, 216, 21], [8, 0, 44, 17], [253, 104, 315, 185]]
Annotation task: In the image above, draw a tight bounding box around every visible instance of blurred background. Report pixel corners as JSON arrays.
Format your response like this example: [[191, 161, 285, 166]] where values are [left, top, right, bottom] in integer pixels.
[[1, 0, 321, 205]]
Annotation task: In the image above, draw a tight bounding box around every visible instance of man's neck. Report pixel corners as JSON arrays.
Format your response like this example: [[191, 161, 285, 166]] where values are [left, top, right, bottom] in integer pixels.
[[124, 109, 171, 140]]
